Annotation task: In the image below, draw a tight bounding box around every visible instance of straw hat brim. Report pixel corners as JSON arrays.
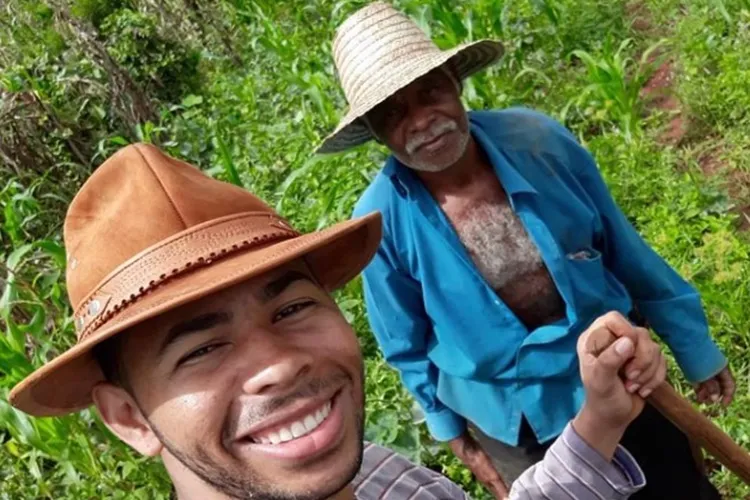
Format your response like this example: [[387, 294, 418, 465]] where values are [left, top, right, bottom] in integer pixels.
[[316, 39, 504, 155], [9, 212, 382, 417]]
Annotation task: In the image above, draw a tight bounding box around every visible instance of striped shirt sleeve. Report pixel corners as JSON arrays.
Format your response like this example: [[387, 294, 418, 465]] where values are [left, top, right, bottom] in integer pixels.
[[509, 422, 646, 500], [352, 442, 468, 499]]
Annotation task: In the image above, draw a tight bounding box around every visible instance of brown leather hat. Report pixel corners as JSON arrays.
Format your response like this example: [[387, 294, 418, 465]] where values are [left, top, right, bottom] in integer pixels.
[[9, 143, 381, 417]]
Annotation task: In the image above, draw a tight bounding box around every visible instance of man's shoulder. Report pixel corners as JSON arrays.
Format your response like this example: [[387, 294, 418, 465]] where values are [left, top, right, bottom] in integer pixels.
[[470, 107, 576, 156], [470, 106, 564, 134], [353, 168, 398, 220], [352, 441, 467, 499]]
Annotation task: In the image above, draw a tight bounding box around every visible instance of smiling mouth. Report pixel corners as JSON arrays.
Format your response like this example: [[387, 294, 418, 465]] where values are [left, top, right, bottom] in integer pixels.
[[247, 398, 333, 445], [416, 131, 452, 153], [234, 389, 348, 461]]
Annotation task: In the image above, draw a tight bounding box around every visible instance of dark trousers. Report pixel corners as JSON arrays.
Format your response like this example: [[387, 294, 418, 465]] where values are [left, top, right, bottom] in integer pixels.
[[622, 404, 721, 499], [622, 310, 721, 499], [473, 405, 722, 499]]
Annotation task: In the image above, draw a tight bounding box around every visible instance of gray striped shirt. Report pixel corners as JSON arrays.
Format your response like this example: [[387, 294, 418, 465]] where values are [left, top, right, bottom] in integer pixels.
[[352, 423, 645, 499]]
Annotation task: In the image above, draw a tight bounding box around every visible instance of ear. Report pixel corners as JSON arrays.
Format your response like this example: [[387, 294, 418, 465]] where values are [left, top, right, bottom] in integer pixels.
[[92, 382, 163, 457]]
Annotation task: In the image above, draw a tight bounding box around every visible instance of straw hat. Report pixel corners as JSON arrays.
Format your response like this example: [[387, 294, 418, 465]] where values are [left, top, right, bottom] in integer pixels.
[[9, 143, 381, 417], [316, 1, 504, 154]]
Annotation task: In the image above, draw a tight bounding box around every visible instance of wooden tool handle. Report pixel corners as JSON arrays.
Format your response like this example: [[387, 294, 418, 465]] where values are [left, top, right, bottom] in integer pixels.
[[648, 383, 750, 484], [584, 327, 750, 485]]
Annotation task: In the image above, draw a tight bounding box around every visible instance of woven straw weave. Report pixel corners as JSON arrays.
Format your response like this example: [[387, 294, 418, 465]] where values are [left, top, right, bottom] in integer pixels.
[[317, 2, 504, 154]]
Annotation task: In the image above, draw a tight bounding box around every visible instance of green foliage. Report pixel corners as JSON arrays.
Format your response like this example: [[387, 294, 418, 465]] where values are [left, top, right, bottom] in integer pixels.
[[101, 9, 202, 102], [0, 177, 173, 499], [71, 0, 132, 27], [3, 0, 750, 498], [672, 0, 750, 131], [564, 38, 664, 140]]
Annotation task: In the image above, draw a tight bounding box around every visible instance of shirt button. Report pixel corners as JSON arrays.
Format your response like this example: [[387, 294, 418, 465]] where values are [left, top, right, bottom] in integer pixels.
[[494, 299, 501, 305]]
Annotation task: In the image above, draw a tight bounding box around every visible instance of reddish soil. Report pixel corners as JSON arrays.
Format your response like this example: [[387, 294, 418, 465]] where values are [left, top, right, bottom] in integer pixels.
[[629, 1, 750, 229], [641, 59, 689, 145], [629, 0, 689, 145]]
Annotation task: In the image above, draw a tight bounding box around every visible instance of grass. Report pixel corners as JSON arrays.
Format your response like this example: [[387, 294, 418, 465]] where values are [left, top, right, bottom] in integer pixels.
[[2, 0, 750, 498]]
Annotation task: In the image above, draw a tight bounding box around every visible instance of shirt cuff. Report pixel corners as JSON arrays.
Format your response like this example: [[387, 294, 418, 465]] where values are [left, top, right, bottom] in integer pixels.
[[423, 406, 466, 442], [678, 339, 727, 384], [636, 295, 727, 382], [611, 446, 646, 491], [558, 423, 646, 497]]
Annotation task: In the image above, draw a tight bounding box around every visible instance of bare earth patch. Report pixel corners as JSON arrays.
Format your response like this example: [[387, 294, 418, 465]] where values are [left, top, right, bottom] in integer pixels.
[[640, 59, 689, 145], [698, 148, 750, 230], [627, 4, 750, 491], [629, 2, 750, 230]]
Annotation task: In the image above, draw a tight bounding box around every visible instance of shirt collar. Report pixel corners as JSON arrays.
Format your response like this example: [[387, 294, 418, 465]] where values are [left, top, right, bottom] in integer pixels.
[[470, 118, 537, 196], [386, 114, 538, 197]]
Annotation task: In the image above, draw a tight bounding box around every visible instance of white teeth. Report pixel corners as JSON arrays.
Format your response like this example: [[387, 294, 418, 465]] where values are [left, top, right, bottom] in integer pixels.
[[303, 415, 318, 431], [290, 421, 306, 438], [250, 400, 333, 445], [269, 432, 281, 445], [279, 428, 293, 442]]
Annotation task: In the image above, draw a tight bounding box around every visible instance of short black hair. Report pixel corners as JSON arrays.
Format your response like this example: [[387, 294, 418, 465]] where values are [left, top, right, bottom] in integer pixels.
[[91, 333, 131, 392]]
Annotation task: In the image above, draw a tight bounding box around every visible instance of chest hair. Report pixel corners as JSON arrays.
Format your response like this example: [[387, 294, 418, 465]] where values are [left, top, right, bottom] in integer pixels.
[[453, 201, 543, 290]]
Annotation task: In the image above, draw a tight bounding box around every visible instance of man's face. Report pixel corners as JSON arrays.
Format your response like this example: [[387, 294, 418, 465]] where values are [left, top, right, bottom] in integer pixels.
[[94, 262, 364, 500], [366, 67, 470, 173]]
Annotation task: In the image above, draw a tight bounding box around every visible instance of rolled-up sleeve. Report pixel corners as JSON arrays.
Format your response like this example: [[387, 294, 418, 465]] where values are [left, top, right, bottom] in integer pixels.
[[553, 124, 727, 383], [359, 225, 466, 441], [510, 423, 646, 499]]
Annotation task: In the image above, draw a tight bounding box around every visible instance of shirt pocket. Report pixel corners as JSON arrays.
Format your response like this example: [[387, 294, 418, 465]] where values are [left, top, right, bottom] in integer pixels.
[[563, 246, 607, 315]]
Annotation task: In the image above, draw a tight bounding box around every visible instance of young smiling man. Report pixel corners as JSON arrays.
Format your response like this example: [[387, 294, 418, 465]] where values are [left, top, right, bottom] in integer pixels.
[[317, 3, 730, 499], [9, 144, 661, 499]]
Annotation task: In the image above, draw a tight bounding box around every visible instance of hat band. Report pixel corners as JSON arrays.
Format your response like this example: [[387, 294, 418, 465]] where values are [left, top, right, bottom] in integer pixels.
[[73, 212, 300, 340]]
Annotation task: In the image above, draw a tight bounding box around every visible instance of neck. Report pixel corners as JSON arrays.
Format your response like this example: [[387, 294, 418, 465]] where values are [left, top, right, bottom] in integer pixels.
[[329, 484, 356, 500], [415, 136, 489, 191]]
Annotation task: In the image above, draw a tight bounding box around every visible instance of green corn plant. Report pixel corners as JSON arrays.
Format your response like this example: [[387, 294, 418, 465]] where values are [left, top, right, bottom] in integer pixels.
[[0, 174, 174, 498], [562, 38, 666, 141], [4, 0, 750, 497]]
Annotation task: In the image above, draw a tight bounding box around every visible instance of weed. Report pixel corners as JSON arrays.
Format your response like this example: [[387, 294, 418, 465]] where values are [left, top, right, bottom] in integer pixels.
[[2, 0, 750, 498], [563, 38, 665, 141]]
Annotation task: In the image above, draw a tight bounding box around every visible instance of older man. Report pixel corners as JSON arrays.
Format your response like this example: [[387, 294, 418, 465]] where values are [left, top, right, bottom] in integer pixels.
[[317, 2, 732, 499], [9, 143, 659, 499]]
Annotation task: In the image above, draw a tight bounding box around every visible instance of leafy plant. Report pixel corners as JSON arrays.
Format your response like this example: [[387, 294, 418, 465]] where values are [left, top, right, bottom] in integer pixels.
[[101, 9, 202, 102], [563, 38, 666, 141], [3, 0, 750, 498]]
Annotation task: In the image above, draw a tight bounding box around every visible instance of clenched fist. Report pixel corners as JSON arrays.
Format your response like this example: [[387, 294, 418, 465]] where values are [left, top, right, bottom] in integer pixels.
[[573, 311, 667, 459]]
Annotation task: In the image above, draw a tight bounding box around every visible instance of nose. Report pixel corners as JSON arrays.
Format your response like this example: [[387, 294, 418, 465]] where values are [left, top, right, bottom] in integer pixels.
[[238, 331, 315, 396], [406, 104, 435, 135]]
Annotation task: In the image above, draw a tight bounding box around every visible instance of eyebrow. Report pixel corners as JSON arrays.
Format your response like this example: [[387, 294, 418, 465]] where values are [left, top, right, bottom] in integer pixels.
[[156, 270, 315, 360], [260, 270, 315, 301], [158, 312, 232, 359]]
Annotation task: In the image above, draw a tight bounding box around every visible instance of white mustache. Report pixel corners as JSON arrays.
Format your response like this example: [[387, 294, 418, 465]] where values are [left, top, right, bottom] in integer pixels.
[[405, 119, 458, 155]]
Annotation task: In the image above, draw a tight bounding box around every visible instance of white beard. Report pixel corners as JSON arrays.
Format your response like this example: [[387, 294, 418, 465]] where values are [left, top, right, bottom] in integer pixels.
[[398, 119, 470, 173]]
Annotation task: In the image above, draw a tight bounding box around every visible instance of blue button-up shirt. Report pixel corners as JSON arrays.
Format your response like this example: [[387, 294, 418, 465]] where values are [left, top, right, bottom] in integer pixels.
[[353, 108, 727, 445]]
